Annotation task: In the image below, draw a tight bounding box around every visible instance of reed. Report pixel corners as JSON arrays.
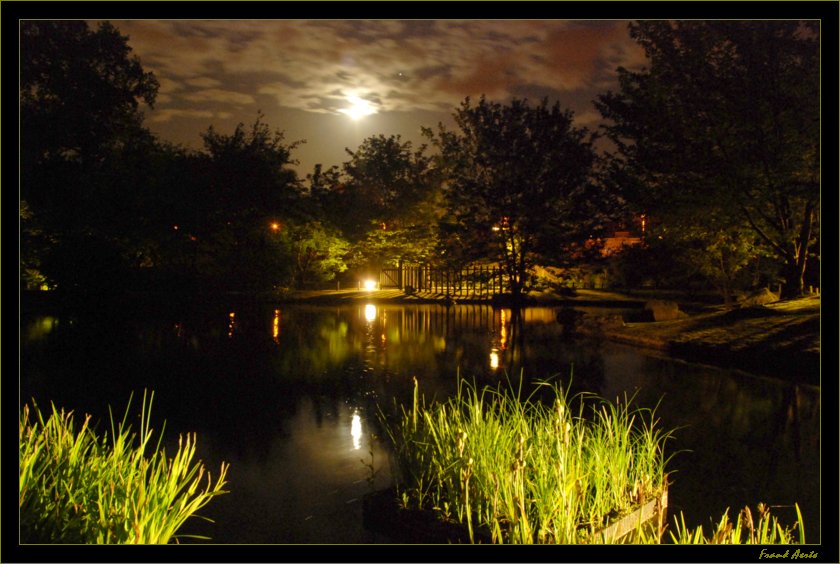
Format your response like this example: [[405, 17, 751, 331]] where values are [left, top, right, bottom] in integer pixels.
[[381, 374, 675, 543], [19, 391, 229, 544], [662, 503, 806, 544]]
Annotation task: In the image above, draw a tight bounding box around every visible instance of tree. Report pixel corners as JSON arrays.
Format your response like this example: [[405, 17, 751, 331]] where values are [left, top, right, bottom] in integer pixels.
[[20, 20, 160, 293], [187, 115, 305, 292], [281, 221, 350, 289], [425, 96, 598, 301], [320, 135, 441, 272], [596, 21, 819, 298], [199, 113, 303, 227], [21, 20, 159, 171]]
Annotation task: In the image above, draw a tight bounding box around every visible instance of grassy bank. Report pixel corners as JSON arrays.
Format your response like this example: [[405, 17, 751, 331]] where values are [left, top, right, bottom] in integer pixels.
[[579, 294, 820, 385]]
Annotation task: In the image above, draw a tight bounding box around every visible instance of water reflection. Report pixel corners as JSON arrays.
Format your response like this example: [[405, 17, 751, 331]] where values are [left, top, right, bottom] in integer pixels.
[[24, 316, 60, 341], [489, 349, 500, 370], [364, 304, 377, 323], [350, 411, 362, 450], [19, 303, 822, 543]]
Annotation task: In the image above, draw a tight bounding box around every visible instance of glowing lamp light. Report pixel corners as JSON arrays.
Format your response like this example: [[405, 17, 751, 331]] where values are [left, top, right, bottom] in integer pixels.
[[270, 222, 280, 232], [363, 279, 377, 291]]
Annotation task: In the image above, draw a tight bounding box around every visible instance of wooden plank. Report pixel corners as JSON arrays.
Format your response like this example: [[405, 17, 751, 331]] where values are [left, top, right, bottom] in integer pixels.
[[595, 488, 668, 543]]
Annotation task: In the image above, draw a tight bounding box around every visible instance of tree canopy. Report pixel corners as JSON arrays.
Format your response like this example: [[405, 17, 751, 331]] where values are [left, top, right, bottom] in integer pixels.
[[314, 134, 442, 272], [596, 21, 820, 298], [20, 20, 160, 293], [426, 96, 599, 299], [21, 20, 159, 172]]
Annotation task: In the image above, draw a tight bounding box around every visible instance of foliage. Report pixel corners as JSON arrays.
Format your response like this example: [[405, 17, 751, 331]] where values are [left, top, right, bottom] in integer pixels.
[[280, 220, 350, 288], [20, 20, 159, 170], [677, 224, 761, 305], [348, 212, 440, 272], [596, 21, 819, 298], [20, 20, 160, 294], [147, 115, 305, 293], [19, 392, 228, 544], [315, 135, 442, 271], [381, 376, 675, 544], [606, 224, 761, 302], [425, 97, 600, 300], [199, 113, 303, 224]]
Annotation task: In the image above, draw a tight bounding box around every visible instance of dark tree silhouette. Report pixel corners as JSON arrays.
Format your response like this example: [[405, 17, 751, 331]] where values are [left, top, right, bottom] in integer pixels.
[[20, 20, 159, 293], [425, 97, 598, 301]]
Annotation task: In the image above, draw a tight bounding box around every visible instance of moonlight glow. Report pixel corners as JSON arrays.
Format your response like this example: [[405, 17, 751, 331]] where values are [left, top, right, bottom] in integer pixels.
[[339, 95, 377, 120]]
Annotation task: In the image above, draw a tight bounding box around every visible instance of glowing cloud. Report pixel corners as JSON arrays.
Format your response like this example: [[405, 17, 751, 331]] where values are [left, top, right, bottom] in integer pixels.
[[339, 95, 377, 120]]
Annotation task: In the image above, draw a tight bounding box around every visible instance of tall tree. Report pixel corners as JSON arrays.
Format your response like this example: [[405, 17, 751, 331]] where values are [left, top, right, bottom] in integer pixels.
[[20, 20, 160, 293], [21, 20, 159, 171], [326, 135, 441, 270], [425, 96, 598, 301], [596, 21, 819, 298], [189, 115, 305, 292]]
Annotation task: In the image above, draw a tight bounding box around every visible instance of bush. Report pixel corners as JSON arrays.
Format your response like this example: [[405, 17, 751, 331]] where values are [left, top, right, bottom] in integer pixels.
[[19, 391, 228, 544]]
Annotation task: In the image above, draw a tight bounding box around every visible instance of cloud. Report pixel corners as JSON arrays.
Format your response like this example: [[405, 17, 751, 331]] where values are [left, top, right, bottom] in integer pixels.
[[181, 89, 256, 106], [186, 77, 223, 88], [117, 20, 640, 119], [149, 108, 218, 123]]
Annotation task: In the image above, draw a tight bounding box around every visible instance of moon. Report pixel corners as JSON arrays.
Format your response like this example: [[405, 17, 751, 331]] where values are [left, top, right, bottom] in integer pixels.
[[339, 95, 377, 120]]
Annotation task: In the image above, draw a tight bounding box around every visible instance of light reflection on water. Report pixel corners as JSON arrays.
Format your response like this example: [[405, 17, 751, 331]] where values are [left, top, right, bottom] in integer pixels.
[[19, 302, 821, 544], [350, 411, 362, 451]]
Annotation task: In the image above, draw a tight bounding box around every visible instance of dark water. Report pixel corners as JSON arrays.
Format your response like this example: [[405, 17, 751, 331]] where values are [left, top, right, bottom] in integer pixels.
[[20, 301, 821, 544]]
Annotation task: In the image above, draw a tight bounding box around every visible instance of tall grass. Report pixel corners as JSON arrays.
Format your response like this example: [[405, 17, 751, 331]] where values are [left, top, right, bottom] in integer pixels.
[[662, 503, 806, 544], [382, 375, 676, 544], [19, 391, 229, 544]]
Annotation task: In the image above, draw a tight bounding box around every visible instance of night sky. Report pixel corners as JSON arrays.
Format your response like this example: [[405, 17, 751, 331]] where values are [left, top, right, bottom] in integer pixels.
[[105, 20, 647, 174]]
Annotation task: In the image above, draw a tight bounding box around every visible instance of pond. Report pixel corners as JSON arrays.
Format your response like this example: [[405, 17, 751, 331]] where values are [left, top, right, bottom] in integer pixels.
[[20, 300, 821, 544]]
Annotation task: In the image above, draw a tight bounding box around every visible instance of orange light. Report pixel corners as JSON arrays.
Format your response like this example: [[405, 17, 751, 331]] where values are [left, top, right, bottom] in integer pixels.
[[270, 222, 280, 232]]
